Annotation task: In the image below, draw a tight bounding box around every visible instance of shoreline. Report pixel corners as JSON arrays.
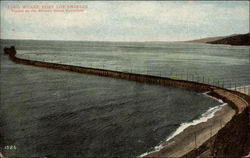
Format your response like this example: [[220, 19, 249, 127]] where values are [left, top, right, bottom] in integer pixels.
[[3, 46, 249, 157], [140, 92, 234, 157], [142, 85, 250, 157]]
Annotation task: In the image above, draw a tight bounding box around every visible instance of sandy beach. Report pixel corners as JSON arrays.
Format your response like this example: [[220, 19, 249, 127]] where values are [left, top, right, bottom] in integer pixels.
[[143, 103, 235, 157], [144, 87, 250, 157], [2, 45, 249, 157]]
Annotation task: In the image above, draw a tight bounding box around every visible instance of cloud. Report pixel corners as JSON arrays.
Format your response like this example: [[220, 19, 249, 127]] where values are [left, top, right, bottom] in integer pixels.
[[0, 1, 249, 41]]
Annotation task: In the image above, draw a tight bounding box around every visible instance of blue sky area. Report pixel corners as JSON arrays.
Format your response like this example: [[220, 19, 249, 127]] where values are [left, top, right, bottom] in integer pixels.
[[0, 1, 249, 41]]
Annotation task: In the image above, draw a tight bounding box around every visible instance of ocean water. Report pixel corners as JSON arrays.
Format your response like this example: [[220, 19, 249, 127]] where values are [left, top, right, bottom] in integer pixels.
[[0, 40, 249, 157], [3, 39, 250, 87]]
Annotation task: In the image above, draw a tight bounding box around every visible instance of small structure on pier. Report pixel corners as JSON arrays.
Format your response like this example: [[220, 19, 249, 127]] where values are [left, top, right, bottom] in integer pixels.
[[4, 46, 16, 56]]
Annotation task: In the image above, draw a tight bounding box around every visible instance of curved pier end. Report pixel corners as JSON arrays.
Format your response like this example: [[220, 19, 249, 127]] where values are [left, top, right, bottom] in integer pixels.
[[3, 46, 250, 157], [4, 46, 16, 56]]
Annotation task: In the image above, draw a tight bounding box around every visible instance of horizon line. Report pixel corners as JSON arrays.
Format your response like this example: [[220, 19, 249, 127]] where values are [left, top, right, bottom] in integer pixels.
[[1, 32, 249, 43]]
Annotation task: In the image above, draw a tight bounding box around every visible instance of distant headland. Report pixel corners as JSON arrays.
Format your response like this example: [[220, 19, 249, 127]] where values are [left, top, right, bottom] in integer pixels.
[[145, 33, 250, 46], [184, 33, 250, 46]]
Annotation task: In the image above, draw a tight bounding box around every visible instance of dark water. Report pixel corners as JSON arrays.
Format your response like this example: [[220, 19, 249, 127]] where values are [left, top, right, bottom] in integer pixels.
[[0, 40, 243, 157], [3, 39, 249, 87]]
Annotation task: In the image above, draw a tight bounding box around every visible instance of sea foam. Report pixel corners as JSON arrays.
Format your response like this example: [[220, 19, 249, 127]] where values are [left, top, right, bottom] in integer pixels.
[[139, 92, 226, 157]]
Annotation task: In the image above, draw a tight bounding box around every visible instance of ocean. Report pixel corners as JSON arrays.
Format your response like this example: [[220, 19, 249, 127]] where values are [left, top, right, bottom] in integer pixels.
[[0, 40, 249, 157], [4, 40, 250, 87]]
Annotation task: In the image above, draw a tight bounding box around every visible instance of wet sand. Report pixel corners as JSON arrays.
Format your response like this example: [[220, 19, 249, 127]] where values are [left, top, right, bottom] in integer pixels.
[[2, 46, 249, 157], [144, 87, 250, 157], [144, 103, 235, 157]]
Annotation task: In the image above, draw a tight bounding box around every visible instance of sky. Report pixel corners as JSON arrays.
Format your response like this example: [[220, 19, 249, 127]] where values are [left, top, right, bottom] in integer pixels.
[[0, 1, 249, 42]]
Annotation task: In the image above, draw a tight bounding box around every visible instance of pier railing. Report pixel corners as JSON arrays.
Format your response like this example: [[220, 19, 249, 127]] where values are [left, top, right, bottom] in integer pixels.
[[13, 48, 250, 93], [4, 46, 250, 157]]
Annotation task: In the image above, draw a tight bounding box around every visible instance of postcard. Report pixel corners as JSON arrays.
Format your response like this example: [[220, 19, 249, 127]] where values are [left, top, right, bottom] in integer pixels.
[[0, 1, 249, 157]]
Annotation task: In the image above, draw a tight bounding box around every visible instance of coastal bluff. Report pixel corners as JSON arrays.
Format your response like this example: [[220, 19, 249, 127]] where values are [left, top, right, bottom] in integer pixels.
[[3, 46, 249, 157], [184, 33, 250, 46], [207, 33, 250, 46]]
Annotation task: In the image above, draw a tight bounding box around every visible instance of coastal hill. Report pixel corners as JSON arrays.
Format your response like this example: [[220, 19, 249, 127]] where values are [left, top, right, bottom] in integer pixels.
[[184, 35, 235, 43], [207, 33, 249, 46], [185, 33, 249, 46], [146, 33, 249, 46]]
